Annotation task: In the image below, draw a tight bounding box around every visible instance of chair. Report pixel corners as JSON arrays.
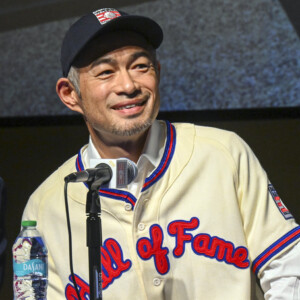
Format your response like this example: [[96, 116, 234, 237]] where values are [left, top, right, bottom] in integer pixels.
[[0, 177, 7, 289]]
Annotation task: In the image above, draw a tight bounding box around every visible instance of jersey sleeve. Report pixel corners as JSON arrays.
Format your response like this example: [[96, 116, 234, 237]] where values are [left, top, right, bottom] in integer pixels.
[[229, 133, 300, 278]]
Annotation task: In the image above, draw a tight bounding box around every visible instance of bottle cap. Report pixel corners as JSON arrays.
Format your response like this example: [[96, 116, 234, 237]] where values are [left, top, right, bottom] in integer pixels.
[[21, 220, 37, 227]]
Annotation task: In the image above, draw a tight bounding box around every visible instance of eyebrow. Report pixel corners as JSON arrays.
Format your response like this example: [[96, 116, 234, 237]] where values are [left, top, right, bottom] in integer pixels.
[[130, 51, 153, 62], [90, 57, 115, 69], [90, 50, 153, 69]]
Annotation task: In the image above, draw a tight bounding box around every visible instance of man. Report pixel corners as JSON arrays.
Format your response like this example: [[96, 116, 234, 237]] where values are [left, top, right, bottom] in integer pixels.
[[22, 8, 300, 299]]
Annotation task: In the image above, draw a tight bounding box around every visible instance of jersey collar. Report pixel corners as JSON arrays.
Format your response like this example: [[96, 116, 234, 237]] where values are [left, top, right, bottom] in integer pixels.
[[75, 120, 176, 209]]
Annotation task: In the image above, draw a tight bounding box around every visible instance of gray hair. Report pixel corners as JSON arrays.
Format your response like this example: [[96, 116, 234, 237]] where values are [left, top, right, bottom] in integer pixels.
[[67, 66, 81, 97]]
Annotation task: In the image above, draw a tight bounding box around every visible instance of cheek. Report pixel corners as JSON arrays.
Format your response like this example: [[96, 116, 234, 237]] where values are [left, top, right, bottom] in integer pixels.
[[83, 86, 109, 107], [142, 76, 159, 94]]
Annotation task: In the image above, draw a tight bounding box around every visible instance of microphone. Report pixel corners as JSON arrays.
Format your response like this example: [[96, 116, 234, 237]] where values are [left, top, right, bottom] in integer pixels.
[[64, 163, 112, 183], [64, 158, 138, 188]]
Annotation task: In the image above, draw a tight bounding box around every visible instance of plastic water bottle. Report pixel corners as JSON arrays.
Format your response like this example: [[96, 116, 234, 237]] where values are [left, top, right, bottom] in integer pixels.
[[13, 220, 48, 299]]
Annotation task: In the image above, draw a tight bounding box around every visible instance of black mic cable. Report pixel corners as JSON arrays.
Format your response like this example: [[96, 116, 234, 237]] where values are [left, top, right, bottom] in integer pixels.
[[64, 163, 112, 300], [64, 180, 82, 300]]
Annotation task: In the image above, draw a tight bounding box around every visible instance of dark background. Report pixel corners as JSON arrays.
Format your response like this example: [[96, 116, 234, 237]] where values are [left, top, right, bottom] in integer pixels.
[[1, 0, 300, 117], [0, 0, 299, 298]]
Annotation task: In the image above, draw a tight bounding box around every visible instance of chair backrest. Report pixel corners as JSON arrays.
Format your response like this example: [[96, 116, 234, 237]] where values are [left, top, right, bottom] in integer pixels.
[[0, 177, 7, 289]]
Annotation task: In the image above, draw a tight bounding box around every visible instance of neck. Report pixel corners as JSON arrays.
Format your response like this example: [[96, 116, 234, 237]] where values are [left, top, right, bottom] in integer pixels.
[[88, 125, 150, 163]]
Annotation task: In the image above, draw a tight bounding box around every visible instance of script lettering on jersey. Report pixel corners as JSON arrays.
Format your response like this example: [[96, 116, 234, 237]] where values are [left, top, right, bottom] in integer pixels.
[[136, 217, 250, 272], [65, 274, 89, 299], [168, 217, 250, 269], [136, 225, 170, 274], [101, 238, 131, 288], [66, 217, 250, 296], [65, 238, 131, 299]]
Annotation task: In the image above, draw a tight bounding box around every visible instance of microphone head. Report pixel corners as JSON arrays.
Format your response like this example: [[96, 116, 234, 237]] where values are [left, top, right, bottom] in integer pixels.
[[89, 158, 138, 188], [116, 159, 138, 187], [126, 160, 138, 184]]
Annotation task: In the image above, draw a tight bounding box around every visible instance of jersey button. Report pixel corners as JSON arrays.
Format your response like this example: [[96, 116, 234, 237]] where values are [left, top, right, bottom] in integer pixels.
[[124, 203, 132, 211], [153, 278, 161, 286], [138, 223, 146, 231]]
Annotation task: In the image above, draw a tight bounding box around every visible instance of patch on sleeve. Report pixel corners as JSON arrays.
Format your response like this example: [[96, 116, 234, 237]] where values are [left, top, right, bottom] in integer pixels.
[[268, 184, 293, 220]]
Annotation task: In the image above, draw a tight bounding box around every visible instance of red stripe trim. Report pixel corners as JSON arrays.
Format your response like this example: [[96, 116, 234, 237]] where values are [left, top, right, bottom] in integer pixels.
[[252, 228, 300, 273], [100, 190, 135, 206], [76, 157, 82, 171]]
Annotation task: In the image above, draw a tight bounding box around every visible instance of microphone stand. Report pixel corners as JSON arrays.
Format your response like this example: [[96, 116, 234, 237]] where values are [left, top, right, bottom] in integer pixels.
[[85, 165, 112, 300]]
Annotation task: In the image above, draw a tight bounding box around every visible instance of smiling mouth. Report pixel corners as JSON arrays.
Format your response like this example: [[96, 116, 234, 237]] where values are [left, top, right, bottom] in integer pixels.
[[112, 97, 148, 110], [114, 102, 145, 110]]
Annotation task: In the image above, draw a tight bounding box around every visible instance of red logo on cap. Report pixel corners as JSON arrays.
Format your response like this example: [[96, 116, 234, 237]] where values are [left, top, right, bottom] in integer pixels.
[[93, 8, 121, 25]]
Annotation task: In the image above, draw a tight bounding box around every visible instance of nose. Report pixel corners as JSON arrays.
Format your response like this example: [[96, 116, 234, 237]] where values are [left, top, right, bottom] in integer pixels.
[[115, 69, 139, 96]]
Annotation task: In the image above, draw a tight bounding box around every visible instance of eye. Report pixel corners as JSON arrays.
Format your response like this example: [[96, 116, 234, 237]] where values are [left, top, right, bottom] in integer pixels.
[[132, 63, 152, 72], [136, 63, 149, 69], [96, 69, 114, 78]]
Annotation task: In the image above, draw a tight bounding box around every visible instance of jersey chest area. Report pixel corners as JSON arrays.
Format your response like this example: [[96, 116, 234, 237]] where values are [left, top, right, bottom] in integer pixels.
[[63, 171, 250, 300]]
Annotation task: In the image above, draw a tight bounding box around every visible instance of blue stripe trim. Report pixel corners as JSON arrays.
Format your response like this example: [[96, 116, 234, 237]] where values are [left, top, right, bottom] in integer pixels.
[[142, 121, 176, 192], [75, 149, 89, 189], [76, 149, 84, 172], [252, 226, 300, 275], [99, 188, 137, 208]]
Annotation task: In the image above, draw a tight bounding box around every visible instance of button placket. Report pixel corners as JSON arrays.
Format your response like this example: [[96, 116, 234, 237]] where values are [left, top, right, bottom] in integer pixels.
[[138, 223, 146, 231], [153, 278, 161, 286], [124, 203, 132, 211]]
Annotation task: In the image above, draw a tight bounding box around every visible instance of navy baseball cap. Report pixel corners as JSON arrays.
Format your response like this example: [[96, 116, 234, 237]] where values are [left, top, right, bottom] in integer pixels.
[[61, 8, 163, 77]]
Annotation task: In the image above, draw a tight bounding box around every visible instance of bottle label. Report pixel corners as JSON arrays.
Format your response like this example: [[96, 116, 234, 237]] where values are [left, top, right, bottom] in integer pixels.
[[13, 259, 47, 277]]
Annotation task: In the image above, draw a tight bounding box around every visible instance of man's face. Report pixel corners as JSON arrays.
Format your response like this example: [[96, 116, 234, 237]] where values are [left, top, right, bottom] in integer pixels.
[[75, 45, 160, 139]]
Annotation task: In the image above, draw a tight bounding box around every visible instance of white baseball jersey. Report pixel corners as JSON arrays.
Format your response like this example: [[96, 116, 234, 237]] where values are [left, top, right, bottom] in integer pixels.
[[22, 121, 300, 299]]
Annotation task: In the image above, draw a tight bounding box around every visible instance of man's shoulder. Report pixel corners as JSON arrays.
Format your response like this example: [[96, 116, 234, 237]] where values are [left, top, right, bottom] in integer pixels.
[[172, 122, 241, 144], [30, 153, 79, 198], [22, 148, 87, 221], [171, 121, 251, 163]]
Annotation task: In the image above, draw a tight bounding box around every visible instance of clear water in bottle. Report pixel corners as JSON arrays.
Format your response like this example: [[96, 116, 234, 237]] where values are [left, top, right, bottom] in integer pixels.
[[13, 220, 48, 299]]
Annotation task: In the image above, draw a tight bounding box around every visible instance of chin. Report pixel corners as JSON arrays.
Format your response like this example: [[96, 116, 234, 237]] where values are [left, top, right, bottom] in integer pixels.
[[111, 118, 154, 137]]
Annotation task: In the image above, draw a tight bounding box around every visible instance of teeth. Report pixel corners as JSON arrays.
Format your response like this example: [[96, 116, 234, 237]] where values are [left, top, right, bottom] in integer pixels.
[[124, 104, 136, 109], [116, 104, 138, 110]]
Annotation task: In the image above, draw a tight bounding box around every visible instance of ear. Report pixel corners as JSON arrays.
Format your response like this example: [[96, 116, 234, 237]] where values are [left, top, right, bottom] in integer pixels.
[[56, 78, 84, 114]]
